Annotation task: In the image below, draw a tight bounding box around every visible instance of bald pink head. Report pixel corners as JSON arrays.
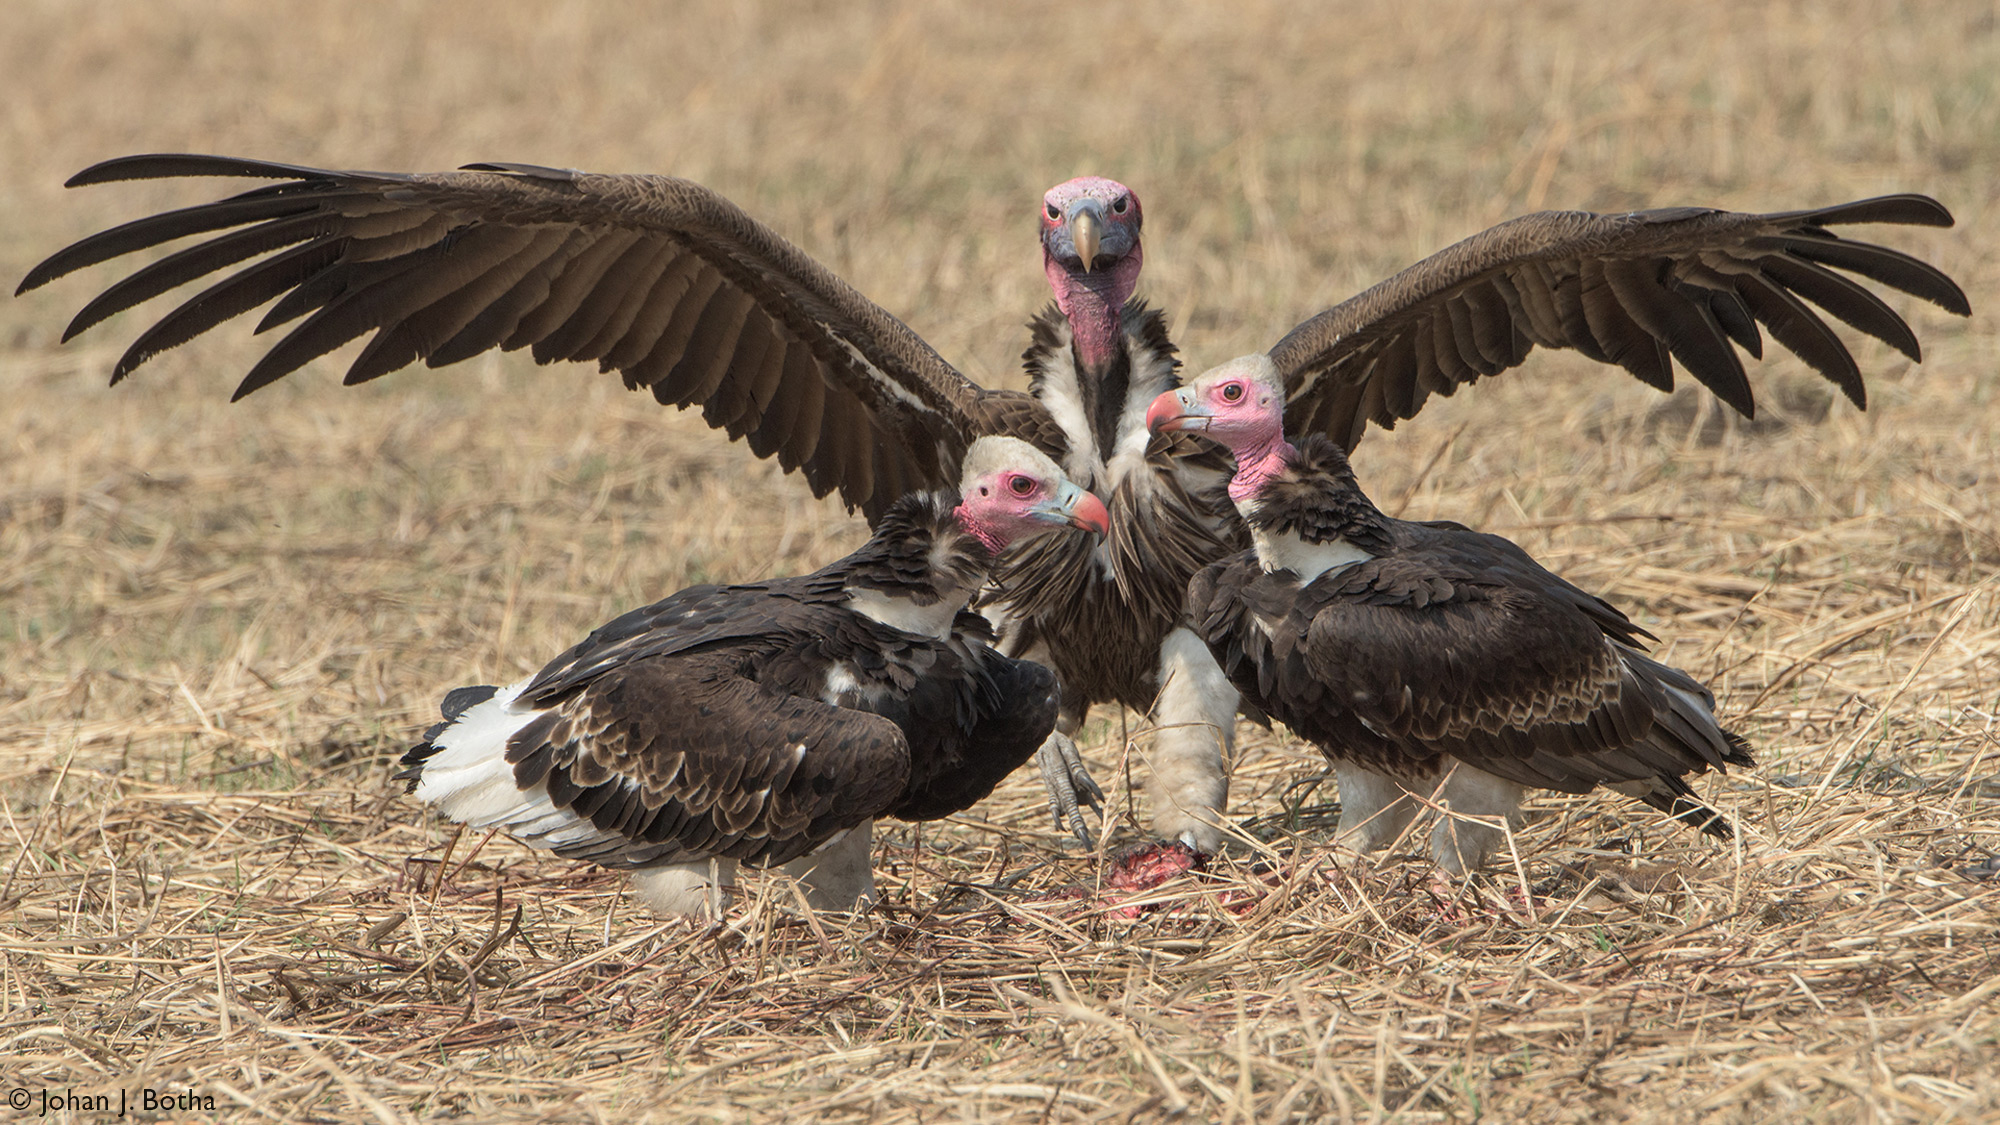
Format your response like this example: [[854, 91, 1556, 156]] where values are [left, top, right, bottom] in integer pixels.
[[1146, 355, 1294, 505], [953, 436, 1110, 552], [1040, 176, 1144, 371]]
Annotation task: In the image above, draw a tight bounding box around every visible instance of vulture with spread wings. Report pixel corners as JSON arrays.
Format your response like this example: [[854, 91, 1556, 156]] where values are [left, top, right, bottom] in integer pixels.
[[19, 156, 1968, 856]]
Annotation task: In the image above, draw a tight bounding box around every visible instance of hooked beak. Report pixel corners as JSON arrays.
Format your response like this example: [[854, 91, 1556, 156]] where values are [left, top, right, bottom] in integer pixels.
[[1036, 480, 1110, 536], [1067, 200, 1104, 273], [1145, 386, 1208, 434]]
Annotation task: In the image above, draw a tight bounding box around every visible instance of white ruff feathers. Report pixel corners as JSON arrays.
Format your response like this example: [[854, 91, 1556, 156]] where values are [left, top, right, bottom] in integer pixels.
[[1248, 526, 1373, 581]]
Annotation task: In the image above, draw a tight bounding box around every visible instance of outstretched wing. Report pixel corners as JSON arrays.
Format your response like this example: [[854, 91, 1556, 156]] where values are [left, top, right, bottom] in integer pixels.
[[19, 154, 1053, 520], [1270, 196, 1969, 449]]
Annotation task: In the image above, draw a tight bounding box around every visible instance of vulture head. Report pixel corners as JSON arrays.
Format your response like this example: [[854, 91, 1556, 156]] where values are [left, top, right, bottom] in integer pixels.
[[1040, 176, 1145, 370], [954, 435, 1110, 552], [1147, 354, 1297, 503]]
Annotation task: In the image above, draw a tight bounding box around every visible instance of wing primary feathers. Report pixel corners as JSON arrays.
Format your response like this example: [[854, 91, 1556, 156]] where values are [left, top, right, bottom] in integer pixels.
[[1779, 192, 1955, 228], [1272, 195, 1965, 451], [1769, 236, 1972, 316], [30, 154, 1053, 522], [237, 224, 539, 395], [1732, 273, 1867, 406], [1603, 258, 1753, 416], [345, 226, 557, 385], [1758, 254, 1925, 360], [59, 213, 331, 339], [63, 152, 375, 187], [426, 229, 594, 366], [108, 240, 344, 386], [19, 193, 333, 295]]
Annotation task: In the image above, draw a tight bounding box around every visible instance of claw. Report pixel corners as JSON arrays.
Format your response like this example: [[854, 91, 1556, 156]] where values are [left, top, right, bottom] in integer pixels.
[[1035, 732, 1103, 847]]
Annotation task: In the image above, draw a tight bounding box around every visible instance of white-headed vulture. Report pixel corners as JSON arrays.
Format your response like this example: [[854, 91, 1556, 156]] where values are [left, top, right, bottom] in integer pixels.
[[397, 437, 1106, 916], [1150, 356, 1754, 871]]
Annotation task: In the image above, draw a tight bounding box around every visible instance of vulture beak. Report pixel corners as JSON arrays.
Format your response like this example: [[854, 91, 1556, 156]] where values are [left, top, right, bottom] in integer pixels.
[[1068, 200, 1104, 273], [1038, 480, 1111, 536], [1145, 386, 1207, 434]]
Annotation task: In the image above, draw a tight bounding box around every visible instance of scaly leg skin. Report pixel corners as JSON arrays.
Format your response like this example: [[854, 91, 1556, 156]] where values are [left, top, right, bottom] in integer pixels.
[[1036, 702, 1105, 847], [780, 820, 877, 911], [1332, 764, 1420, 853], [1333, 762, 1526, 875], [630, 856, 741, 920], [1429, 768, 1525, 876], [1145, 629, 1237, 853]]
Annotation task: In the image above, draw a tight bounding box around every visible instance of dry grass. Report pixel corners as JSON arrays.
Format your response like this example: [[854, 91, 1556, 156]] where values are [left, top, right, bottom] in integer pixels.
[[2, 0, 1998, 1120]]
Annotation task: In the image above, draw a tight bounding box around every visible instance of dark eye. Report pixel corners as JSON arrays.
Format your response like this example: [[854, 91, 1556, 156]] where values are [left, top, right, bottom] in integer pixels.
[[1220, 382, 1244, 403], [1046, 203, 1061, 221], [1008, 474, 1037, 497], [1111, 196, 1128, 214]]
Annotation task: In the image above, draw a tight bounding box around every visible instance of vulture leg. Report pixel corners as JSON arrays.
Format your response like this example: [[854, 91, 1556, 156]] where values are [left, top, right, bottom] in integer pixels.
[[1035, 703, 1104, 848], [1332, 765, 1421, 852], [778, 820, 876, 912], [1002, 634, 1103, 847], [630, 857, 740, 920], [1429, 767, 1526, 876], [1332, 763, 1526, 874], [1146, 629, 1237, 852]]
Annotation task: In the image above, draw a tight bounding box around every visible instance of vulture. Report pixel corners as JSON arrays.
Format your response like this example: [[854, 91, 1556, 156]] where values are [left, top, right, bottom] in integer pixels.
[[17, 155, 1969, 855], [1149, 355, 1754, 871], [398, 436, 1108, 917]]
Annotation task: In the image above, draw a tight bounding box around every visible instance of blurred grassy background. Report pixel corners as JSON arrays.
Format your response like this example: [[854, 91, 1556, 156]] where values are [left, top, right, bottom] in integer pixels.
[[2, 1, 1997, 1121]]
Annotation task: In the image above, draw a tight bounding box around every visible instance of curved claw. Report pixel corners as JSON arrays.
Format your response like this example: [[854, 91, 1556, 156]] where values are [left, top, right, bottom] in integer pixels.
[[1035, 732, 1104, 847]]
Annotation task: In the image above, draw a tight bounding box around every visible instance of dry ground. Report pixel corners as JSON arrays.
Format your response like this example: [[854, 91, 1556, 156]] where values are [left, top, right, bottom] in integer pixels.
[[2, 1, 1997, 1121]]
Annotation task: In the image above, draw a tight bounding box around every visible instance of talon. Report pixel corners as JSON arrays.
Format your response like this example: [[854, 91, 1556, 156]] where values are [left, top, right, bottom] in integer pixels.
[[1036, 733, 1100, 848]]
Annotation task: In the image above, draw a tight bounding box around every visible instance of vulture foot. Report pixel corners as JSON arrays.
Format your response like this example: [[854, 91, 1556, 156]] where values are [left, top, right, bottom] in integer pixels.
[[1035, 731, 1105, 847]]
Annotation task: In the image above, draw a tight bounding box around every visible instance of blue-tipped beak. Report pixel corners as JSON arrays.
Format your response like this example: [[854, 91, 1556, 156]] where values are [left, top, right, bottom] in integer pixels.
[[1036, 479, 1110, 536]]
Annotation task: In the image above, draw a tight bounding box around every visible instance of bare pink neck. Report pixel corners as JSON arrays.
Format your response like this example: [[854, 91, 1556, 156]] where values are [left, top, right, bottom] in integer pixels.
[[1044, 247, 1143, 371], [1227, 433, 1297, 505], [950, 502, 1007, 554]]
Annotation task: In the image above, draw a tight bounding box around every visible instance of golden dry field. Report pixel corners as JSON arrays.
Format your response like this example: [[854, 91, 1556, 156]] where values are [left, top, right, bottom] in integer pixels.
[[2, 1, 1997, 1120]]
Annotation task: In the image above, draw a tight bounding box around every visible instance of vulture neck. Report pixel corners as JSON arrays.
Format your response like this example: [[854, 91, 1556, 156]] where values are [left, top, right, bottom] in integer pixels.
[[1234, 434, 1392, 580], [839, 493, 996, 640], [1026, 298, 1178, 494], [1046, 250, 1142, 375], [1226, 433, 1300, 508], [1042, 252, 1146, 472]]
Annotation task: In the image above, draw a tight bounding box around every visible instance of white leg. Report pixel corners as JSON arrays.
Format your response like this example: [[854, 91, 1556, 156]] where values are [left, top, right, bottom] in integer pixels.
[[1428, 766, 1526, 875], [780, 820, 876, 911], [1333, 764, 1420, 852], [629, 856, 740, 919], [1148, 629, 1236, 851]]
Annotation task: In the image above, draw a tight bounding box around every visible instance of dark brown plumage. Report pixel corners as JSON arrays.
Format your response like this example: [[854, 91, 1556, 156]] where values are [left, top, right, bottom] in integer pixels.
[[394, 438, 1104, 917], [1156, 356, 1754, 871], [16, 154, 1067, 523], [19, 160, 1968, 855], [1269, 198, 1969, 450]]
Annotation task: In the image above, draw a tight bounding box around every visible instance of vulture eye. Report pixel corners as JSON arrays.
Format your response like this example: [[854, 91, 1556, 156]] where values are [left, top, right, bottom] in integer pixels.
[[1111, 196, 1129, 214], [1045, 203, 1061, 221], [1007, 474, 1038, 497], [1219, 382, 1245, 403]]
